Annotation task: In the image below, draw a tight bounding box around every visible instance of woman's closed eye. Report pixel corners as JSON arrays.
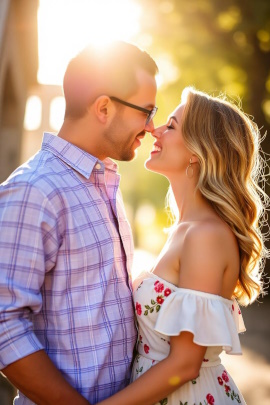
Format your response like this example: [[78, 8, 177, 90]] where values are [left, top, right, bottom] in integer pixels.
[[166, 120, 175, 130]]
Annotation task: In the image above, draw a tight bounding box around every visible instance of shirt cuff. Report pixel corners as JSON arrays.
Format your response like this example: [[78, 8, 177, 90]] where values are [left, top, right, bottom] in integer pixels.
[[0, 331, 44, 369]]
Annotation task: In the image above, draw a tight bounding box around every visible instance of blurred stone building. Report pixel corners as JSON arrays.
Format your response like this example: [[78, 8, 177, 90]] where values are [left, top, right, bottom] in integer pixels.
[[0, 0, 39, 183], [0, 0, 39, 402]]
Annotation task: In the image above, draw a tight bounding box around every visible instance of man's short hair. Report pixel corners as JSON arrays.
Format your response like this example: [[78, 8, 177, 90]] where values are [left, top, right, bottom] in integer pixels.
[[63, 41, 158, 118]]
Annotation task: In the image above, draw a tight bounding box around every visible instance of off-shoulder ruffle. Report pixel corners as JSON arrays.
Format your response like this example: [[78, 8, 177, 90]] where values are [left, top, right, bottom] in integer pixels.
[[154, 288, 246, 354]]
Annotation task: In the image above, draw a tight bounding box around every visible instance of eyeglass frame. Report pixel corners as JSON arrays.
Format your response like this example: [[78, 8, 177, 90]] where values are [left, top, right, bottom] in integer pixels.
[[109, 96, 158, 125]]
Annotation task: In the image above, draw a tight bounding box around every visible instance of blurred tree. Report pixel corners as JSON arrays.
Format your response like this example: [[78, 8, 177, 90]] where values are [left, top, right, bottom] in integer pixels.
[[119, 0, 270, 267], [138, 0, 270, 131]]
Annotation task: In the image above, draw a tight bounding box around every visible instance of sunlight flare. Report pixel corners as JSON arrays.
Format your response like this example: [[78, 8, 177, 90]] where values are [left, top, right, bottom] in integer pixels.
[[38, 0, 142, 84]]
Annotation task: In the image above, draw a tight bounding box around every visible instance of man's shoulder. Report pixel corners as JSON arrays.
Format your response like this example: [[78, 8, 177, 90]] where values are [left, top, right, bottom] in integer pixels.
[[1, 150, 65, 197]]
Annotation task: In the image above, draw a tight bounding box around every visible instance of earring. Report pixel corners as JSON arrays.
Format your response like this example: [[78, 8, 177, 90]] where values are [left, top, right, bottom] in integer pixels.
[[186, 158, 194, 178]]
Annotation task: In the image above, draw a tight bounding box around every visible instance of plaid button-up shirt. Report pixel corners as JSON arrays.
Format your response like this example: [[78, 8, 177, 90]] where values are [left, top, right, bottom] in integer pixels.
[[0, 133, 137, 404]]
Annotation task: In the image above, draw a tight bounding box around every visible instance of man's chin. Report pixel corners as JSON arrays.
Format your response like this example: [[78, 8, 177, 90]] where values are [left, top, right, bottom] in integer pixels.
[[115, 146, 139, 162]]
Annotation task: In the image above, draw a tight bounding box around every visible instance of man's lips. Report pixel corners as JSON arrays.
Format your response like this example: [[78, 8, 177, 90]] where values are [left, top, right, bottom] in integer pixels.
[[136, 131, 146, 140]]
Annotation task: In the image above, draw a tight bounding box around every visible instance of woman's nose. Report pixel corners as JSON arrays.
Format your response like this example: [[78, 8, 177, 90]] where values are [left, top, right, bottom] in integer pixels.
[[150, 125, 163, 139]]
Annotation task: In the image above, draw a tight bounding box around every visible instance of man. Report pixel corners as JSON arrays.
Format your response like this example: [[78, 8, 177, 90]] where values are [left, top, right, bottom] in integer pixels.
[[0, 41, 158, 404]]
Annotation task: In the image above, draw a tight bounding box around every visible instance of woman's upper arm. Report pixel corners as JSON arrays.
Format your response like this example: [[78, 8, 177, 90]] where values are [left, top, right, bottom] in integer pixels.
[[168, 331, 207, 381]]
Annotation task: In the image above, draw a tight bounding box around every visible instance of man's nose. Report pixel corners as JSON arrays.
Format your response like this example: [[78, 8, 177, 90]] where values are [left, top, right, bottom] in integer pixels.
[[144, 119, 155, 134]]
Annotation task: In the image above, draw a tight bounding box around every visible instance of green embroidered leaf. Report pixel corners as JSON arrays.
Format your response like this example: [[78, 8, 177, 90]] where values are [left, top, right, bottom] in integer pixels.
[[156, 305, 161, 312], [235, 393, 241, 403], [191, 379, 197, 384], [145, 305, 150, 309], [144, 310, 148, 316], [150, 307, 154, 313], [151, 299, 156, 305], [159, 398, 168, 405]]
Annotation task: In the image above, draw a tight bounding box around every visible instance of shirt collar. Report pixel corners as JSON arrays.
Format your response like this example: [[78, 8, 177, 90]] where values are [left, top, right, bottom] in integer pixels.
[[41, 132, 118, 179]]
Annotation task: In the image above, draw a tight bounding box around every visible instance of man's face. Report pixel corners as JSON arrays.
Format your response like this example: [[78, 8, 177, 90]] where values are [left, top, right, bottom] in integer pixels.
[[103, 68, 157, 161]]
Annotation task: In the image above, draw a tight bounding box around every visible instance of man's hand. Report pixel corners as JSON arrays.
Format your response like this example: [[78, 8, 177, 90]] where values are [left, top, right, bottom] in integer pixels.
[[2, 350, 90, 405]]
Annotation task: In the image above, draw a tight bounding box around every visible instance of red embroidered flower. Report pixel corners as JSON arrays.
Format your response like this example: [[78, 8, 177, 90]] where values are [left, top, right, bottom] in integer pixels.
[[217, 377, 223, 385], [224, 384, 231, 393], [238, 309, 241, 314], [154, 281, 164, 293], [222, 371, 229, 383], [135, 302, 142, 316], [206, 393, 215, 404], [156, 296, 164, 304], [203, 358, 209, 362], [164, 288, 172, 297], [144, 344, 150, 354]]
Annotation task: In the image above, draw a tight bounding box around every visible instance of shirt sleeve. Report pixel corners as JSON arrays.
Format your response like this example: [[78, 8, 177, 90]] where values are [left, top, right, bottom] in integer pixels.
[[0, 181, 60, 369]]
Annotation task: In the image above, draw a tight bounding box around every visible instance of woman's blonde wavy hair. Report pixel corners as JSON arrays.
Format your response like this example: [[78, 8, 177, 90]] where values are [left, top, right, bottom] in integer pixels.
[[167, 87, 269, 306]]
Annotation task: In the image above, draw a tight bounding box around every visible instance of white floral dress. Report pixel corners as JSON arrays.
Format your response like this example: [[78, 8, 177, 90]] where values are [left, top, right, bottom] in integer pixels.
[[131, 271, 246, 405]]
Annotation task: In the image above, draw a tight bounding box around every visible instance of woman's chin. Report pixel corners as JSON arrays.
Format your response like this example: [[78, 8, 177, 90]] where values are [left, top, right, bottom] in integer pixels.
[[144, 158, 161, 174]]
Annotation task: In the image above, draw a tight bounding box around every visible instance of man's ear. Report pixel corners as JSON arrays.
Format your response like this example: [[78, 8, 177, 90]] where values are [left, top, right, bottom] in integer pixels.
[[92, 95, 112, 124]]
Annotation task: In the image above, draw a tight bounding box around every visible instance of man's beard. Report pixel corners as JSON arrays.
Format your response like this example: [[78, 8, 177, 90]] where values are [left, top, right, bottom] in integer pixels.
[[103, 117, 139, 161]]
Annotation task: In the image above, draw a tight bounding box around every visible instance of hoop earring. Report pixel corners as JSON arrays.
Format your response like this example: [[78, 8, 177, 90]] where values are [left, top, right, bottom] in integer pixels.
[[186, 158, 194, 178]]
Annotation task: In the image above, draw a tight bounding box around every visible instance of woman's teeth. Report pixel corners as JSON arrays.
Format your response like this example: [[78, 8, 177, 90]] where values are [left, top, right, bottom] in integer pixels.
[[153, 145, 161, 152]]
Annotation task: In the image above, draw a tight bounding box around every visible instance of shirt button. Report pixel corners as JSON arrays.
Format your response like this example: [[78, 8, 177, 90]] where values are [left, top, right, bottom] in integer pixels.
[[95, 163, 101, 170]]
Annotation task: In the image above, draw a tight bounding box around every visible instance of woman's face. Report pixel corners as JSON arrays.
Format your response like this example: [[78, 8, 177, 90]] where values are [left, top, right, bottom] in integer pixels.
[[145, 103, 192, 177]]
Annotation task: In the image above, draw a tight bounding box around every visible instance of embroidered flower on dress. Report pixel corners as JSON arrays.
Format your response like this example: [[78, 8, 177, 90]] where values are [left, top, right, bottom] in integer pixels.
[[218, 376, 223, 385], [154, 280, 164, 293], [222, 370, 229, 383], [164, 288, 172, 297], [144, 344, 150, 354], [206, 393, 215, 404], [136, 302, 142, 316], [157, 296, 164, 304]]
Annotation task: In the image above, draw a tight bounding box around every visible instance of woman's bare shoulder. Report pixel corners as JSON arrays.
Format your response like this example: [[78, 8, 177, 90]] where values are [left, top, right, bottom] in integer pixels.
[[178, 218, 239, 295]]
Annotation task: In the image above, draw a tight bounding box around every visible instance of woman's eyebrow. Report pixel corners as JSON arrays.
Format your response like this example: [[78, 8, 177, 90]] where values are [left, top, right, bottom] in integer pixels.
[[169, 116, 178, 123]]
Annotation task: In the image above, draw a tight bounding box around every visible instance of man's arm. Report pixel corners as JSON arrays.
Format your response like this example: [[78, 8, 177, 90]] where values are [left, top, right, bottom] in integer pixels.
[[0, 183, 90, 404], [2, 351, 90, 405]]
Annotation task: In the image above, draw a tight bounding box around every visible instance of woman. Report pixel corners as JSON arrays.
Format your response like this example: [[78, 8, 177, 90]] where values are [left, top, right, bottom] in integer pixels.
[[99, 87, 268, 404]]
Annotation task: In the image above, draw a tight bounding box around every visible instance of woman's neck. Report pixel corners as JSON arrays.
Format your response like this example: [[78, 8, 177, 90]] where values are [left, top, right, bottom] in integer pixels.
[[169, 174, 213, 223]]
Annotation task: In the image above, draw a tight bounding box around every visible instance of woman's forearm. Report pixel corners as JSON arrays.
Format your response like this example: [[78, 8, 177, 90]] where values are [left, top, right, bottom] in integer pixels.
[[98, 355, 196, 405], [98, 332, 206, 405]]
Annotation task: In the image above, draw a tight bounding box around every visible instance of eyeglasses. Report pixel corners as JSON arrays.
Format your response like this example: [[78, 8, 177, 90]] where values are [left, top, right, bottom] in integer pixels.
[[110, 96, 158, 125]]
